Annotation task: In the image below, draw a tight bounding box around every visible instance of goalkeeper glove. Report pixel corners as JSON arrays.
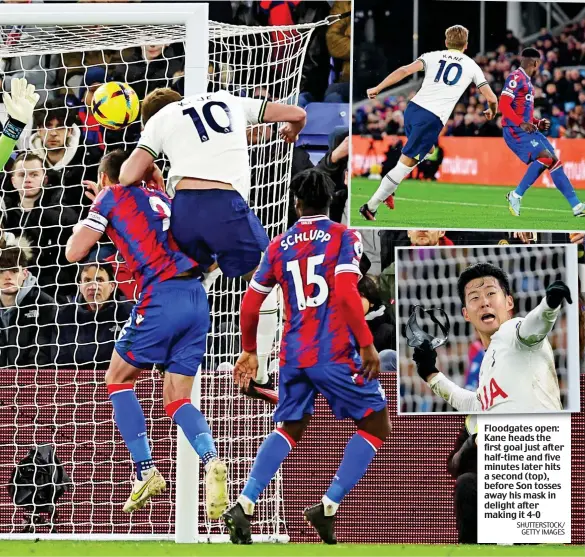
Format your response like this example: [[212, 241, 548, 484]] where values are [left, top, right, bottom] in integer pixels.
[[412, 339, 438, 381], [545, 280, 573, 309], [2, 78, 39, 141]]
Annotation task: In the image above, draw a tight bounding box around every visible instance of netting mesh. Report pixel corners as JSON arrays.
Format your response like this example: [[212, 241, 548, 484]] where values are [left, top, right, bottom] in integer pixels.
[[0, 17, 321, 538], [397, 245, 572, 413]]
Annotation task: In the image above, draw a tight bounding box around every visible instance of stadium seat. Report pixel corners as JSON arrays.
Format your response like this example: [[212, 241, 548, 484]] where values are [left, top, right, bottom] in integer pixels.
[[297, 103, 349, 149], [307, 150, 326, 165]]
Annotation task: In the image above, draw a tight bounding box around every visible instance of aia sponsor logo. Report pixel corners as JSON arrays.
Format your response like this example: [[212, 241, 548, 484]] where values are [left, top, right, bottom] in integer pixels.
[[480, 377, 509, 410]]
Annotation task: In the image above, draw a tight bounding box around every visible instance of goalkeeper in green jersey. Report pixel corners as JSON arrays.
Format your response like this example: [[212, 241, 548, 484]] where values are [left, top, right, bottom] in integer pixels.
[[0, 78, 39, 167]]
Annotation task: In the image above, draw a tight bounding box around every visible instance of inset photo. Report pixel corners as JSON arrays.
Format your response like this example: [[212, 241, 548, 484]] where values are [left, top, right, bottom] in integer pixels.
[[395, 242, 581, 413], [351, 0, 585, 230]]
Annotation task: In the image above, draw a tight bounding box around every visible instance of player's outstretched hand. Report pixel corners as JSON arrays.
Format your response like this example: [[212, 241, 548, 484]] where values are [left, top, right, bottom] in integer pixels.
[[278, 122, 302, 144], [537, 118, 551, 132], [83, 180, 101, 202], [520, 122, 537, 133], [545, 280, 573, 309], [412, 339, 438, 382], [366, 87, 379, 100], [483, 108, 494, 120], [144, 163, 165, 192], [360, 344, 380, 381], [3, 77, 40, 125], [233, 350, 258, 390]]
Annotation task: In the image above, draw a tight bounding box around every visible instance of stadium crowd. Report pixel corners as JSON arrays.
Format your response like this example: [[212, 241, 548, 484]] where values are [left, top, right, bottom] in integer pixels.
[[0, 0, 349, 371], [353, 20, 585, 139]]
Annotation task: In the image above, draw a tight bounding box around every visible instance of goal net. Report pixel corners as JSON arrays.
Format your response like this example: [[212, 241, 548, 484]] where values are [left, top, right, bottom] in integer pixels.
[[0, 10, 331, 540], [396, 244, 576, 413]]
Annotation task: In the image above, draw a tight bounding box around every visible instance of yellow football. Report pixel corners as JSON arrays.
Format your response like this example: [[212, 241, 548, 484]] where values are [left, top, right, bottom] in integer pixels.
[[91, 82, 140, 130]]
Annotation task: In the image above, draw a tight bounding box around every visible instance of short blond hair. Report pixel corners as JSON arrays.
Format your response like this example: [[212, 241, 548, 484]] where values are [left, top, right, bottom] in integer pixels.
[[445, 25, 469, 50], [141, 87, 182, 125]]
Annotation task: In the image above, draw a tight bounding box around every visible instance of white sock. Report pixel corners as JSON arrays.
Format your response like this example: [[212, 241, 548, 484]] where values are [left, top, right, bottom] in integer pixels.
[[512, 191, 522, 199], [322, 495, 339, 516], [367, 161, 415, 211], [256, 288, 278, 385], [237, 494, 255, 516]]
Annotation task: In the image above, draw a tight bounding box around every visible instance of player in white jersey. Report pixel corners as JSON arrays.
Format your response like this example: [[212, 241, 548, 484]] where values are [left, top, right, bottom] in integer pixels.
[[359, 25, 498, 220], [412, 263, 571, 412], [118, 87, 306, 403]]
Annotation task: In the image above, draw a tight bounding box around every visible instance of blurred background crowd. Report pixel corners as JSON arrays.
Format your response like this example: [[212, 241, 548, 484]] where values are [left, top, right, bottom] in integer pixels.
[[0, 0, 350, 371]]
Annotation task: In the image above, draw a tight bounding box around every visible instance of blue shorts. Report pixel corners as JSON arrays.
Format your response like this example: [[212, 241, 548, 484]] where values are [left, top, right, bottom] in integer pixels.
[[170, 189, 269, 278], [115, 277, 209, 375], [402, 102, 444, 161], [503, 126, 555, 164], [273, 363, 387, 423]]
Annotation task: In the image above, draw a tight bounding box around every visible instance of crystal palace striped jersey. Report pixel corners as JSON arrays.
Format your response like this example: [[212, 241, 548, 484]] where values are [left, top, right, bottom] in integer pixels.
[[84, 185, 196, 292], [501, 68, 535, 127], [251, 215, 364, 368]]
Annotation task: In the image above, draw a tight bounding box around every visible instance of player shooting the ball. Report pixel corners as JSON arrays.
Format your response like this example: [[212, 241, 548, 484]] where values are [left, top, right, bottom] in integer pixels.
[[413, 262, 570, 412], [360, 25, 498, 220], [502, 48, 585, 217]]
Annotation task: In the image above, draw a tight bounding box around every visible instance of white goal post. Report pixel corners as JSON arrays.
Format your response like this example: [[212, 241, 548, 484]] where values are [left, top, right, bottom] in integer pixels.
[[0, 1, 335, 543]]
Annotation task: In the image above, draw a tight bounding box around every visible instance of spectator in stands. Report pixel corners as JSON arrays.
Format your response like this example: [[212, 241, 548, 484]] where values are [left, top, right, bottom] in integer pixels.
[[503, 29, 520, 54], [316, 133, 349, 223], [325, 1, 350, 103], [447, 422, 478, 544], [297, 2, 334, 107], [0, 239, 56, 369], [66, 67, 106, 149], [0, 25, 57, 107], [111, 44, 184, 99], [358, 274, 396, 352], [3, 153, 78, 300], [378, 230, 453, 307], [56, 262, 132, 370], [31, 98, 102, 209]]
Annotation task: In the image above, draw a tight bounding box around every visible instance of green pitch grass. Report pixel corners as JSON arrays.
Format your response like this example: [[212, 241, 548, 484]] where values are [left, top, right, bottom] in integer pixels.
[[0, 542, 583, 557], [350, 178, 585, 231]]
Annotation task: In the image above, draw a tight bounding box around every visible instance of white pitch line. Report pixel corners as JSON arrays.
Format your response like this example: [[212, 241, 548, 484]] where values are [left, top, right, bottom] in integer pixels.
[[394, 196, 570, 214]]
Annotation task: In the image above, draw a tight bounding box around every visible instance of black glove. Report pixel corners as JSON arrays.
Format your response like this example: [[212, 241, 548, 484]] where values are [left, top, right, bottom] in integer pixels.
[[546, 280, 573, 309], [412, 339, 438, 381]]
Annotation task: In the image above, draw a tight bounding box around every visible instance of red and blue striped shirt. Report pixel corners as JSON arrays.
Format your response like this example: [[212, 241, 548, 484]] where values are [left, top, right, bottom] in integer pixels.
[[251, 216, 364, 368], [85, 185, 196, 293]]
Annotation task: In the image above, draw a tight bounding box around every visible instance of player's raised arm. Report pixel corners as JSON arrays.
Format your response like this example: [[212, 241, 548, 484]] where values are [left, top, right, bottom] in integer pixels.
[[261, 102, 307, 144], [366, 59, 424, 99], [517, 281, 572, 346], [0, 78, 39, 169], [413, 340, 481, 412]]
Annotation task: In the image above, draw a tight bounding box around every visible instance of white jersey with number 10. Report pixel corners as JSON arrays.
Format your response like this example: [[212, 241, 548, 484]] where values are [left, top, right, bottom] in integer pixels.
[[411, 50, 488, 125], [137, 90, 267, 201]]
